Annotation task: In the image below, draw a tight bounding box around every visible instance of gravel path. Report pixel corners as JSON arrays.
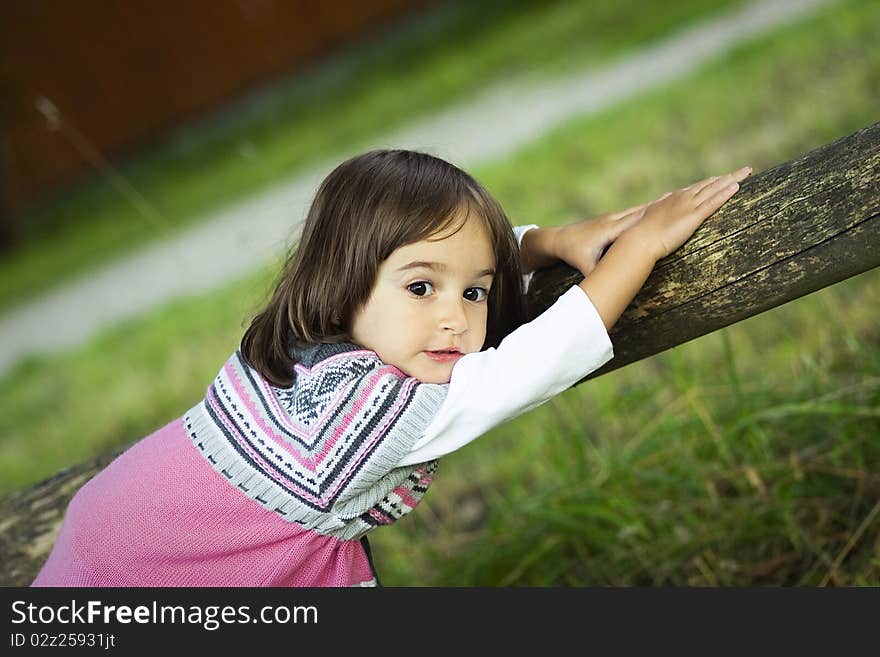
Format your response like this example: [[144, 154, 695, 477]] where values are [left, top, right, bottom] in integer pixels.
[[0, 0, 831, 376]]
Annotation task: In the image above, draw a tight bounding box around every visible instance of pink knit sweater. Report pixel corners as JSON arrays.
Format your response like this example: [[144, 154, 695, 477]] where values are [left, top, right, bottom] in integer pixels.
[[33, 345, 444, 587], [32, 417, 376, 586]]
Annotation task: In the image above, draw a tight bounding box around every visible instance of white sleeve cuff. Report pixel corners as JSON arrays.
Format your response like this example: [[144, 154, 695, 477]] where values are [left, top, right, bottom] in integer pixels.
[[512, 224, 540, 294], [398, 284, 613, 466]]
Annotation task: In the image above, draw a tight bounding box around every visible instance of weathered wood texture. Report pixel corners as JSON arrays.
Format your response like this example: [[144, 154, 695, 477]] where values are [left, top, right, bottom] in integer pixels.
[[526, 121, 880, 381], [2, 123, 879, 585], [0, 448, 123, 586]]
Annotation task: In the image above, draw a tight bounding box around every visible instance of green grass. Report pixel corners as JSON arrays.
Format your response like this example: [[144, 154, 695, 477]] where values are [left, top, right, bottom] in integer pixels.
[[0, 0, 746, 310], [2, 0, 879, 585]]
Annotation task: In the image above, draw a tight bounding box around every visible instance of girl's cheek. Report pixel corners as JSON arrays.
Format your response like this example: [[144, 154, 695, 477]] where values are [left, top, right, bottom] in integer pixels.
[[473, 308, 489, 331]]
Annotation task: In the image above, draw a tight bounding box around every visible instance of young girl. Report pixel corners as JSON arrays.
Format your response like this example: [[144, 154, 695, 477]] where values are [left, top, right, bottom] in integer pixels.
[[33, 149, 750, 587]]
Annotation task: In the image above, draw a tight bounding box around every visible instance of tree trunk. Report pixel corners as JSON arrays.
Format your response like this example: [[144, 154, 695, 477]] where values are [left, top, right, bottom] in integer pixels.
[[2, 122, 879, 585]]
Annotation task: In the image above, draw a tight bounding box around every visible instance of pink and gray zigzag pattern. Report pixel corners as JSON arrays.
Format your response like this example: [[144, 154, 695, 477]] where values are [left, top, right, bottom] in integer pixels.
[[184, 349, 445, 540]]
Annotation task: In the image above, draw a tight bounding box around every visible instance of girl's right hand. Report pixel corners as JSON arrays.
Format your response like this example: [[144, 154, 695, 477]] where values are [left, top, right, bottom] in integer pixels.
[[630, 166, 752, 262]]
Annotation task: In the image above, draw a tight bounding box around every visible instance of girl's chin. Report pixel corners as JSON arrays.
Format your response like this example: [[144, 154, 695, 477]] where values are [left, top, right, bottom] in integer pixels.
[[386, 353, 460, 384], [407, 357, 457, 384]]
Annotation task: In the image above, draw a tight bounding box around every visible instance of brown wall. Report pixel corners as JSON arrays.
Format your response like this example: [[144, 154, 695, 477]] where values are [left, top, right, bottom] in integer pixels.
[[0, 0, 430, 234]]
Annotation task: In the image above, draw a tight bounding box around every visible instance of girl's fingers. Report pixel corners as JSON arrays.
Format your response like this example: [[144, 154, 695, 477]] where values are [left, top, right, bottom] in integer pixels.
[[693, 176, 732, 203], [693, 167, 751, 203], [687, 175, 719, 194], [696, 181, 740, 214]]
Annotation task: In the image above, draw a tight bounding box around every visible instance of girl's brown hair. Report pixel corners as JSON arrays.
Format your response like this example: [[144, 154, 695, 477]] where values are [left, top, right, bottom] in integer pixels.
[[241, 149, 526, 387]]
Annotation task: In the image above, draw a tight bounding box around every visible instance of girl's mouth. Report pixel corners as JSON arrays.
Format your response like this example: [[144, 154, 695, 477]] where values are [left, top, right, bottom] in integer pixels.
[[425, 350, 463, 363]]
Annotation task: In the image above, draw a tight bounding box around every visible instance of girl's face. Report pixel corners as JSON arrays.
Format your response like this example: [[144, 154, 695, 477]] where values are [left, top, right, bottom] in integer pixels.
[[350, 210, 496, 384]]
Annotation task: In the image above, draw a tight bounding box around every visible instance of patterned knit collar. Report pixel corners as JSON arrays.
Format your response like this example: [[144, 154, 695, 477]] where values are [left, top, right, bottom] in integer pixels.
[[290, 341, 363, 368]]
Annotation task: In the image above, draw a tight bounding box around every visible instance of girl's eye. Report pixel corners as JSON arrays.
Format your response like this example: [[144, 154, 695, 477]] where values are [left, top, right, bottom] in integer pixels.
[[464, 287, 488, 302], [407, 281, 434, 297]]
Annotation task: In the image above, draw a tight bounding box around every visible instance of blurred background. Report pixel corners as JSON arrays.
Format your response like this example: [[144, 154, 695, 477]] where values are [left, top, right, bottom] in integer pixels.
[[1, 0, 878, 585]]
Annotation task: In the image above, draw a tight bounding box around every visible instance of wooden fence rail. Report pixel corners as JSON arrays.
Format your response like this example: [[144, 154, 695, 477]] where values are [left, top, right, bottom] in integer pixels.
[[1, 122, 878, 585], [527, 120, 880, 381]]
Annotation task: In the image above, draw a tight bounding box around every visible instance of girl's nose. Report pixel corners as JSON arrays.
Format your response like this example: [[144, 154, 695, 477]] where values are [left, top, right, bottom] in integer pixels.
[[439, 296, 468, 334]]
